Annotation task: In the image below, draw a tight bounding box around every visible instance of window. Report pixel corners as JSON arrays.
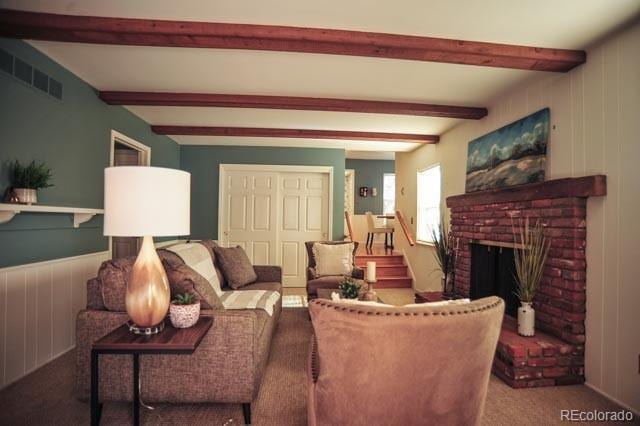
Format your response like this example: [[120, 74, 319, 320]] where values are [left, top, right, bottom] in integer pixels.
[[416, 165, 441, 243], [382, 173, 395, 215]]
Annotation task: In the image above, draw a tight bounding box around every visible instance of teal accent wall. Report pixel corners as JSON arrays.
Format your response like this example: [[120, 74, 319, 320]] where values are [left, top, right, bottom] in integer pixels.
[[345, 159, 395, 214], [0, 39, 180, 268], [180, 146, 345, 240]]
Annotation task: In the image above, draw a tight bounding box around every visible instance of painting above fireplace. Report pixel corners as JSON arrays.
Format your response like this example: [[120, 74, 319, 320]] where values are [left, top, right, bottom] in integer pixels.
[[465, 108, 550, 193]]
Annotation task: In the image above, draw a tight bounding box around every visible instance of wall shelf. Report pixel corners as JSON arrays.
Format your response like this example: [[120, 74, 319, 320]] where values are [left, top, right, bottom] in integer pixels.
[[0, 203, 104, 228]]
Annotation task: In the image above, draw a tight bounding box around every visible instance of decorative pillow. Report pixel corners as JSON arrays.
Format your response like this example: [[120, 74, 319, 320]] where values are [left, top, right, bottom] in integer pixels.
[[163, 262, 224, 309], [196, 240, 227, 289], [165, 243, 222, 295], [98, 257, 136, 312], [312, 242, 354, 277], [213, 246, 258, 289]]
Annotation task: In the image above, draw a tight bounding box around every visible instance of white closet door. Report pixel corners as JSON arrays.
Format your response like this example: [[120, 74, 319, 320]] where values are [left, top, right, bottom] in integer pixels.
[[220, 171, 278, 265], [278, 172, 329, 287]]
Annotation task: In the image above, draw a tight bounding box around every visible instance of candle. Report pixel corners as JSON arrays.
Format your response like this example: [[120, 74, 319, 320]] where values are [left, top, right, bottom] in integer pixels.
[[366, 261, 376, 282]]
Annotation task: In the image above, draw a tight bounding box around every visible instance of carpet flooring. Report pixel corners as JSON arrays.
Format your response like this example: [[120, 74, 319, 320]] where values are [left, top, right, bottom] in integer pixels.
[[0, 308, 635, 425]]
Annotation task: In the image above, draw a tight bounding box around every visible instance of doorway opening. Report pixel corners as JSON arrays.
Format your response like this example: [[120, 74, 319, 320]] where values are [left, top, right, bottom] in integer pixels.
[[108, 130, 151, 259]]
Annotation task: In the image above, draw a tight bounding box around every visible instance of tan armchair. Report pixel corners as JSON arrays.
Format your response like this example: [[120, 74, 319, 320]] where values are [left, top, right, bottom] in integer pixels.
[[307, 297, 504, 426], [305, 241, 364, 299]]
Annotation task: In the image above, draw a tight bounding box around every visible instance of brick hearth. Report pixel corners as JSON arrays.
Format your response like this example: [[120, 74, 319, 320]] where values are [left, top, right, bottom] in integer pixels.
[[446, 175, 606, 388]]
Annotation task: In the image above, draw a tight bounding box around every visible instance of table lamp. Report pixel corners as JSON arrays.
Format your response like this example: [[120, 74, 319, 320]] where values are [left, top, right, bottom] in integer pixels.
[[104, 166, 190, 335]]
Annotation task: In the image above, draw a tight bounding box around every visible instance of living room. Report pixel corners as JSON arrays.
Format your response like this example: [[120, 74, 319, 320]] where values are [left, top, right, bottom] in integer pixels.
[[0, 1, 639, 425]]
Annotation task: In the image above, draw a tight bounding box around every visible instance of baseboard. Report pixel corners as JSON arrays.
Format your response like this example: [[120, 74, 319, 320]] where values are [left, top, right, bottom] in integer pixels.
[[584, 382, 639, 416], [400, 249, 416, 289]]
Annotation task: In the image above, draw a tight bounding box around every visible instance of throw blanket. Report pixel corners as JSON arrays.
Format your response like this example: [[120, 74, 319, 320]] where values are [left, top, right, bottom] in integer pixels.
[[220, 290, 281, 316], [166, 243, 222, 295]]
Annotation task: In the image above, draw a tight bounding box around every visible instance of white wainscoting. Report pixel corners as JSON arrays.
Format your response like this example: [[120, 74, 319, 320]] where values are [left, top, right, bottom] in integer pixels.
[[0, 251, 110, 390]]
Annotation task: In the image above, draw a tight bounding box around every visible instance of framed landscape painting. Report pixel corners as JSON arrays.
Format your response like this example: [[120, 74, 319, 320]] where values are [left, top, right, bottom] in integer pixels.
[[465, 108, 550, 193]]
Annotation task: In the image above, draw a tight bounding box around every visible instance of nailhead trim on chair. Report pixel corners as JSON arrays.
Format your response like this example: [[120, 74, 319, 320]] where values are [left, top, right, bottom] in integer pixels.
[[309, 298, 502, 316]]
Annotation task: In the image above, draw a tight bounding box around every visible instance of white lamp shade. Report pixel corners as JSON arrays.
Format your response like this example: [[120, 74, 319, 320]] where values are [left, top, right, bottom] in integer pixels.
[[104, 166, 190, 237]]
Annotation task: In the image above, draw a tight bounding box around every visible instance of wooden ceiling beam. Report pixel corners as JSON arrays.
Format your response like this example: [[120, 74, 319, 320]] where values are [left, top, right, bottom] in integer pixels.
[[99, 91, 487, 119], [151, 126, 439, 143], [0, 9, 586, 72]]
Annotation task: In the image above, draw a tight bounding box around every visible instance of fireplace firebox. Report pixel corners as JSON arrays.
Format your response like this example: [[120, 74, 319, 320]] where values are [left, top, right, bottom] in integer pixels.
[[470, 243, 520, 317]]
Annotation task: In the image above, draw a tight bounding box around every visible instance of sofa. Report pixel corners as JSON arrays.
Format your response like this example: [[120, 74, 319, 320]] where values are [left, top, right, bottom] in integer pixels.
[[74, 240, 281, 424], [307, 297, 504, 426], [305, 241, 364, 299]]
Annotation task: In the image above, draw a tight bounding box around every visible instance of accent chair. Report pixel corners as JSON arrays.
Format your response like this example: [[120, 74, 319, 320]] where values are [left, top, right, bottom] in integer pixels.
[[305, 241, 364, 299], [307, 296, 504, 426]]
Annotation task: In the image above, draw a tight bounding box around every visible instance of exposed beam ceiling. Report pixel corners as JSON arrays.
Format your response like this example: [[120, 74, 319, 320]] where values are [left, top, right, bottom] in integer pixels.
[[0, 9, 586, 72], [151, 126, 439, 144], [99, 92, 488, 119]]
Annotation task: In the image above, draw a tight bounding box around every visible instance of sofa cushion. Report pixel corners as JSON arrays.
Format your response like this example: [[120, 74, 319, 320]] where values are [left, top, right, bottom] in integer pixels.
[[312, 242, 354, 277], [213, 246, 258, 289], [305, 241, 358, 269], [98, 257, 136, 312], [239, 281, 282, 293]]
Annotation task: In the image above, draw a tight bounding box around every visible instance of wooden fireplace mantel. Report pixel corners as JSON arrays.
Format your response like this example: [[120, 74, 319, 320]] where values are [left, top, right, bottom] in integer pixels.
[[446, 175, 606, 208]]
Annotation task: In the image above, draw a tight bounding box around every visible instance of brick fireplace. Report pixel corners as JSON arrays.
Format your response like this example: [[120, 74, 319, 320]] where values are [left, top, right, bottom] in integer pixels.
[[446, 175, 606, 388]]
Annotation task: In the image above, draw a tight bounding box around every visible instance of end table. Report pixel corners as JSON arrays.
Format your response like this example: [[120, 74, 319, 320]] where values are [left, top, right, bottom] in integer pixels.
[[91, 317, 213, 426]]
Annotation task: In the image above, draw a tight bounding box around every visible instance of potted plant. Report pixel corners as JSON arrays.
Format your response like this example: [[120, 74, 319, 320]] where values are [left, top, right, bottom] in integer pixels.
[[169, 292, 201, 328], [338, 278, 361, 300], [512, 218, 550, 337], [430, 221, 458, 298], [9, 160, 53, 205]]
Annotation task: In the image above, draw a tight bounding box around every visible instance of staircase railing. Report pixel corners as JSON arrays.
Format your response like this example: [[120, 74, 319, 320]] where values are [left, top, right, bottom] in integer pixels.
[[395, 210, 415, 246]]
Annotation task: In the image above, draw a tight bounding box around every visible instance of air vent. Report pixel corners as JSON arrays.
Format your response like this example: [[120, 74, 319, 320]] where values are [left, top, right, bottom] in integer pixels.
[[33, 68, 49, 93], [0, 47, 63, 101], [48, 78, 63, 100], [0, 48, 13, 74], [14, 57, 32, 84]]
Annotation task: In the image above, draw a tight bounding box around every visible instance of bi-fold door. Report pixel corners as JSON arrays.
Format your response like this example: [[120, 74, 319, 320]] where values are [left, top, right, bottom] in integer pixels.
[[219, 166, 331, 287]]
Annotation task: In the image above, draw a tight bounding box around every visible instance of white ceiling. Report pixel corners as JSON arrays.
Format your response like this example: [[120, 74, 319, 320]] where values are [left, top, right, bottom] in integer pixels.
[[5, 0, 639, 153]]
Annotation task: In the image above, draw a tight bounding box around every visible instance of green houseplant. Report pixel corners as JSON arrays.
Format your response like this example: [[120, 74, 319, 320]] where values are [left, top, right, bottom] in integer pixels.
[[169, 292, 200, 328], [430, 221, 457, 298], [512, 218, 550, 336], [9, 160, 54, 204], [338, 278, 361, 299]]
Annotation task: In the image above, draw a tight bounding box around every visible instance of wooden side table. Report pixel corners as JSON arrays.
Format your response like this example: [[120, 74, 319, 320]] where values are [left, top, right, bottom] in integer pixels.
[[91, 317, 213, 426]]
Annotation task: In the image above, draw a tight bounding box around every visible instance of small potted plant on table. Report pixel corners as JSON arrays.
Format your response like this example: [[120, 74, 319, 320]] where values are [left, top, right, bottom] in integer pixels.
[[10, 160, 53, 205], [169, 292, 201, 328], [513, 218, 550, 337], [338, 278, 361, 300]]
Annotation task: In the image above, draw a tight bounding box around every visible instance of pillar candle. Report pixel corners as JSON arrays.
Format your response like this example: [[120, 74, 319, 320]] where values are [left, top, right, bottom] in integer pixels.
[[366, 261, 376, 282]]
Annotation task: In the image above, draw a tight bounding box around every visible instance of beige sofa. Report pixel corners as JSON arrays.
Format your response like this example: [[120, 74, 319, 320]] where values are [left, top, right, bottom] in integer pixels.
[[74, 242, 281, 424], [307, 297, 504, 426]]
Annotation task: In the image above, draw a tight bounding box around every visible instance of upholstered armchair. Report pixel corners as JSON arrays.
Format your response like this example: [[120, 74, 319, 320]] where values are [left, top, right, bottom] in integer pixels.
[[305, 241, 363, 299], [307, 296, 504, 426]]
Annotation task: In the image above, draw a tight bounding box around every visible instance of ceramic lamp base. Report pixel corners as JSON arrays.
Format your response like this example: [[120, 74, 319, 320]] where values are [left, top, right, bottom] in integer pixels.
[[125, 236, 171, 333]]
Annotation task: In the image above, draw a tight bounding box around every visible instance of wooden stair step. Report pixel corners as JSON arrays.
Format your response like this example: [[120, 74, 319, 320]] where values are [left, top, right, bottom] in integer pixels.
[[355, 255, 404, 266], [373, 276, 413, 289], [360, 264, 408, 277]]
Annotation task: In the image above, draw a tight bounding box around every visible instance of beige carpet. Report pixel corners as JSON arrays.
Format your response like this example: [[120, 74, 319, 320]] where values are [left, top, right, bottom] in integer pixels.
[[0, 308, 635, 425]]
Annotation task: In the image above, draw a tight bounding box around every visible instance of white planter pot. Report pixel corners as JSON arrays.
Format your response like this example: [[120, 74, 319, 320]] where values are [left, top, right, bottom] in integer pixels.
[[14, 188, 37, 205], [518, 302, 535, 336], [169, 302, 200, 328]]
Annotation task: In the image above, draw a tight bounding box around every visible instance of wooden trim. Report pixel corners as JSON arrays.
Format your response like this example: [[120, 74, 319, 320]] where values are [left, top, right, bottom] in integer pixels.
[[0, 9, 586, 72], [100, 92, 488, 119], [446, 175, 607, 208], [152, 126, 439, 143], [345, 211, 355, 242], [395, 210, 415, 246]]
